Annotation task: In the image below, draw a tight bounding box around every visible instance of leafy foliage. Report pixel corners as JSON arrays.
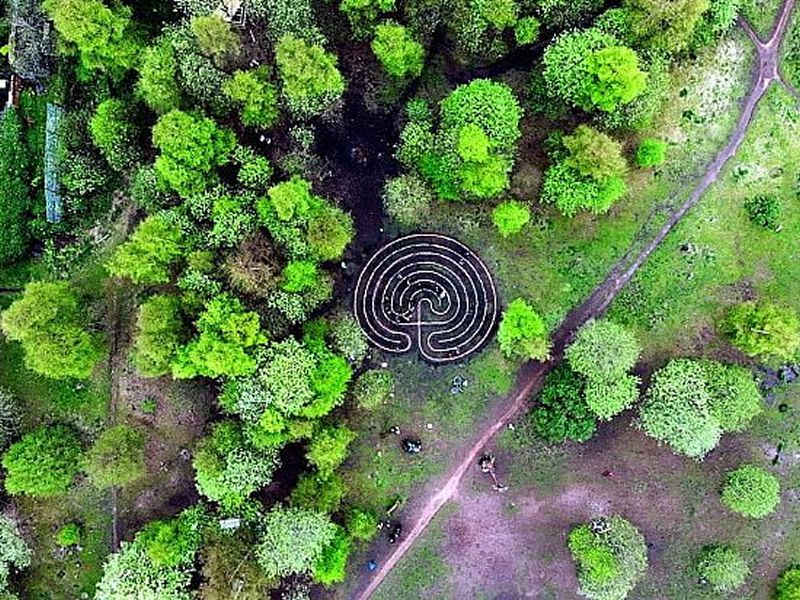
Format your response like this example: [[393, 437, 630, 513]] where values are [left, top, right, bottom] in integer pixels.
[[353, 369, 395, 410], [624, 0, 709, 55], [700, 360, 762, 433], [55, 523, 82, 547], [1, 281, 103, 379], [744, 195, 782, 231], [190, 15, 241, 68], [90, 99, 141, 171], [223, 68, 280, 128], [107, 215, 184, 285], [372, 22, 425, 79], [174, 294, 266, 379], [721, 464, 780, 518], [566, 320, 641, 383], [514, 16, 540, 45], [635, 138, 667, 167], [695, 545, 749, 593], [132, 295, 185, 377], [0, 514, 32, 594], [498, 298, 550, 361], [0, 108, 32, 265], [584, 375, 640, 422], [313, 525, 352, 586], [2, 425, 83, 497], [291, 472, 346, 513], [84, 425, 146, 489], [329, 312, 368, 363], [306, 425, 357, 475], [256, 506, 336, 579], [193, 421, 280, 509], [199, 527, 273, 600], [563, 126, 628, 182], [492, 200, 531, 237], [722, 302, 800, 362], [568, 516, 648, 600], [776, 566, 800, 600], [529, 364, 596, 444], [137, 39, 182, 114], [152, 110, 236, 198], [275, 36, 345, 117], [345, 507, 378, 542]]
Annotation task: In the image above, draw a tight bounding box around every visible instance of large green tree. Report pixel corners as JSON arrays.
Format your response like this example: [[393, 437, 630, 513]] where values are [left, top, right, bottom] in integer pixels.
[[275, 36, 345, 117], [2, 425, 83, 497], [107, 215, 184, 285], [722, 302, 800, 362], [132, 295, 185, 377], [497, 298, 550, 361], [1, 281, 104, 379], [256, 506, 336, 579], [84, 425, 146, 489]]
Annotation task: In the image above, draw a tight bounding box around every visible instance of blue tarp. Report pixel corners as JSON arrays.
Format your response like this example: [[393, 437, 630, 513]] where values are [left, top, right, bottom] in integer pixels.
[[44, 102, 62, 223]]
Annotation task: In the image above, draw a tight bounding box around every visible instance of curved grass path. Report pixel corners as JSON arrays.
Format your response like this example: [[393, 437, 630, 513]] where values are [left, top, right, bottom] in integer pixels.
[[354, 2, 797, 597]]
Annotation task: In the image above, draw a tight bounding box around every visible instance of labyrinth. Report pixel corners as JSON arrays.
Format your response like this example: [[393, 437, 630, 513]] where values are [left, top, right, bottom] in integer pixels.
[[354, 233, 499, 364]]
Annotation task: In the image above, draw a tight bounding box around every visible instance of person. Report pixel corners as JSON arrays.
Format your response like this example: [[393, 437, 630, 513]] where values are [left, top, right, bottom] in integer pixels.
[[402, 438, 422, 454], [388, 522, 402, 544]]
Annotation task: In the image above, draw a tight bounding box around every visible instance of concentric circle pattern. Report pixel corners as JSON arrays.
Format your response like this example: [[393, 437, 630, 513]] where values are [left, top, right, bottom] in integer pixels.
[[354, 233, 498, 364]]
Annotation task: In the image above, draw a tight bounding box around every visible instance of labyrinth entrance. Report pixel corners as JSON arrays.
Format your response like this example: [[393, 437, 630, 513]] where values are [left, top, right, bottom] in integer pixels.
[[354, 233, 499, 364]]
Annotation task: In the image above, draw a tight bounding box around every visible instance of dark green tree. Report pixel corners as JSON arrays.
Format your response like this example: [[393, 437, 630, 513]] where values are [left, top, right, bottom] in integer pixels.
[[84, 425, 146, 489]]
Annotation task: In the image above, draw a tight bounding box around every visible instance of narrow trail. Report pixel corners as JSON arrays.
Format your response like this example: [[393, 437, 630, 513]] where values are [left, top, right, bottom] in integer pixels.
[[354, 2, 797, 597]]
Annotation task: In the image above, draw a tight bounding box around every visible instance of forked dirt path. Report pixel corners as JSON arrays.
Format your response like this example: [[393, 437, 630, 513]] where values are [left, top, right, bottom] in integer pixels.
[[354, 2, 797, 597]]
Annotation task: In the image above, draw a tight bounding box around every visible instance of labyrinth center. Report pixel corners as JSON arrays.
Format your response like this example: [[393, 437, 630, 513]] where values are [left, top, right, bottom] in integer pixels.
[[354, 233, 499, 364]]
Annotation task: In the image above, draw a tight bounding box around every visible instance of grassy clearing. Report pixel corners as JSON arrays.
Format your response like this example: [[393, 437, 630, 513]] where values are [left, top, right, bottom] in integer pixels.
[[608, 84, 800, 362], [373, 502, 456, 600], [742, 0, 785, 38]]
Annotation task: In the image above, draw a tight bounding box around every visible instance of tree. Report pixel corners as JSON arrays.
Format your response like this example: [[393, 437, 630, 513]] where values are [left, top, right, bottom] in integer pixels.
[[441, 79, 522, 151], [721, 464, 780, 518], [139, 512, 204, 568], [371, 22, 425, 79], [291, 472, 346, 513], [514, 16, 540, 45], [566, 320, 641, 382], [345, 507, 379, 542], [585, 376, 641, 421], [744, 195, 782, 230], [492, 200, 531, 237], [173, 294, 266, 379], [353, 369, 394, 410], [307, 206, 355, 261], [1, 281, 103, 379], [2, 425, 83, 497], [700, 360, 762, 433], [190, 15, 241, 67], [84, 425, 146, 489], [563, 125, 628, 183], [276, 36, 345, 117], [199, 528, 272, 600], [0, 108, 32, 265], [132, 295, 185, 377], [544, 28, 646, 112], [313, 525, 352, 586], [281, 261, 320, 293], [223, 68, 280, 128], [635, 138, 667, 167], [636, 359, 721, 459], [695, 545, 749, 593], [193, 421, 280, 509], [90, 99, 140, 171], [306, 425, 357, 476], [497, 298, 550, 361], [137, 39, 182, 114], [776, 566, 800, 600], [330, 312, 368, 363], [568, 516, 648, 600], [529, 364, 596, 444], [722, 302, 800, 362], [382, 174, 433, 228], [256, 506, 336, 579], [624, 0, 709, 55], [0, 514, 32, 594], [152, 110, 236, 198], [107, 215, 184, 285], [0, 389, 21, 451], [42, 0, 140, 78]]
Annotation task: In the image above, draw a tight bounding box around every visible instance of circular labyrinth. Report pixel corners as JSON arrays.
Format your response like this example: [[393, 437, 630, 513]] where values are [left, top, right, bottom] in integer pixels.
[[354, 233, 499, 364]]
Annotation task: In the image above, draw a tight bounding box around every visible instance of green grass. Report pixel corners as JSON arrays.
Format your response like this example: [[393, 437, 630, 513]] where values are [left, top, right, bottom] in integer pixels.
[[608, 85, 800, 361], [741, 0, 785, 38], [373, 502, 456, 600]]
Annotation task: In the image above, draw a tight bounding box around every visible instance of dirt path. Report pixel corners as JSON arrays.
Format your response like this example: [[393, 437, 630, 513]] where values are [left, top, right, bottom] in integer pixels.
[[354, 3, 797, 597]]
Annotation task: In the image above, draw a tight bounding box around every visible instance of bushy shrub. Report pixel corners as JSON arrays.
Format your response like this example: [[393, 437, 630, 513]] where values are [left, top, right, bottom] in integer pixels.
[[173, 294, 266, 379], [137, 39, 182, 114], [84, 425, 146, 489], [568, 516, 648, 600], [55, 523, 81, 547], [635, 138, 667, 167], [313, 525, 352, 586], [744, 195, 782, 230], [291, 472, 346, 513], [0, 514, 32, 593], [107, 215, 184, 285], [132, 295, 184, 377], [529, 364, 596, 443], [345, 507, 378, 542], [1, 281, 103, 379], [721, 464, 780, 518], [372, 22, 424, 79], [306, 425, 357, 476], [776, 565, 800, 599], [224, 68, 280, 128], [152, 110, 236, 198], [353, 369, 395, 410], [514, 16, 540, 45], [256, 507, 336, 579], [382, 174, 433, 228], [2, 425, 83, 497], [566, 319, 641, 382], [193, 421, 280, 509], [722, 302, 800, 362], [695, 545, 749, 593], [89, 99, 140, 171], [190, 14, 241, 68], [498, 298, 550, 361], [492, 200, 531, 237], [276, 36, 345, 117]]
